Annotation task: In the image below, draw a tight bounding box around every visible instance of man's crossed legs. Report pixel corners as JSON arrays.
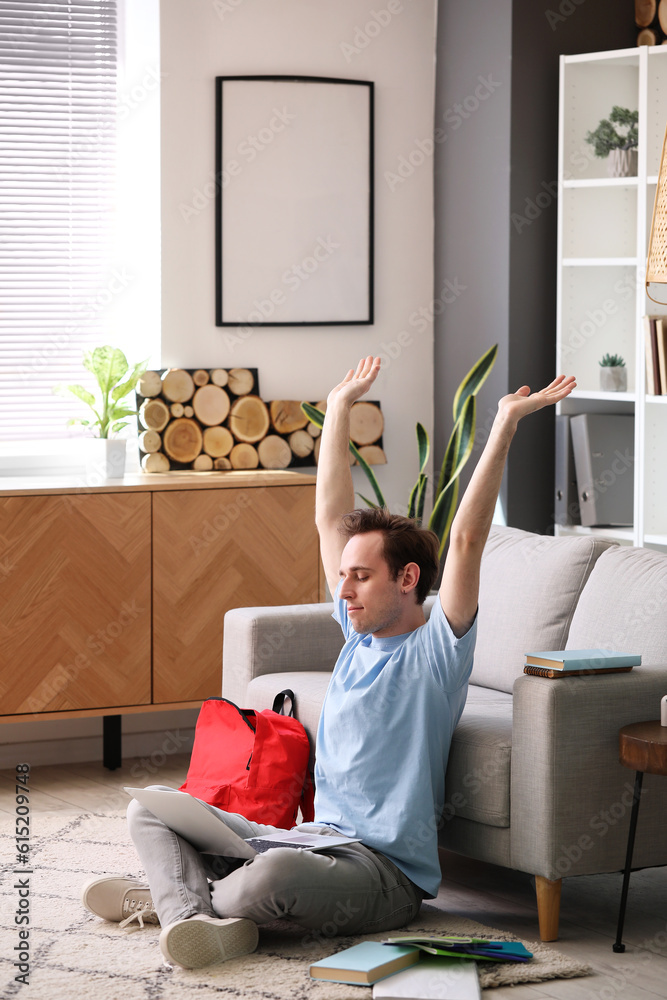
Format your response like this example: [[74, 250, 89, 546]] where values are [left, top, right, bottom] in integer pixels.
[[82, 785, 423, 969]]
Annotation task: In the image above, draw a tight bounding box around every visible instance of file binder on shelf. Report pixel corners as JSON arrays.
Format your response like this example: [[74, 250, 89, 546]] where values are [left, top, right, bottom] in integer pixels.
[[555, 415, 580, 526], [569, 414, 634, 528]]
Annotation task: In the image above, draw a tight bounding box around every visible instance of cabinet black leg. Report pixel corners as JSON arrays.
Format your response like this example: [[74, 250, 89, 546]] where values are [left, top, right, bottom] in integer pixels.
[[103, 715, 122, 770], [613, 770, 643, 953]]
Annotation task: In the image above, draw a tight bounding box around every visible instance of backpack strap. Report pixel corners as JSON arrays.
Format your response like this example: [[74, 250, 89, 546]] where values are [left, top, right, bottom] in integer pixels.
[[300, 769, 315, 823], [271, 689, 296, 717]]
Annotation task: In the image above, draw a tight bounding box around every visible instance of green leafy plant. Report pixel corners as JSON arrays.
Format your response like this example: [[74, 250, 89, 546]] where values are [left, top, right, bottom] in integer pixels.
[[599, 353, 625, 367], [301, 344, 498, 558], [55, 345, 148, 438], [585, 106, 638, 158]]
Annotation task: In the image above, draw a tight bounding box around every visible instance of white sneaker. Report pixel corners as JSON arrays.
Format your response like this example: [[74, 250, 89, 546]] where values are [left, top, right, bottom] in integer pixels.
[[159, 913, 259, 969], [81, 875, 159, 928]]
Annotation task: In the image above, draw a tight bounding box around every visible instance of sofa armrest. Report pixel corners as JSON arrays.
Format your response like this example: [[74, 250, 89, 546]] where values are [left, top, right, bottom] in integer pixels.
[[222, 602, 343, 705], [511, 666, 667, 880]]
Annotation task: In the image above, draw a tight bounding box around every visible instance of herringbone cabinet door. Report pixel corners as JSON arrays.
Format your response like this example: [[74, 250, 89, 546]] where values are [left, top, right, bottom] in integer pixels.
[[153, 485, 319, 702], [0, 493, 151, 714]]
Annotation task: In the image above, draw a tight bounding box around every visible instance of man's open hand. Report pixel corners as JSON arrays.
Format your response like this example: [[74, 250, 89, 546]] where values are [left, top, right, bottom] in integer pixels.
[[327, 355, 381, 409], [497, 374, 576, 428]]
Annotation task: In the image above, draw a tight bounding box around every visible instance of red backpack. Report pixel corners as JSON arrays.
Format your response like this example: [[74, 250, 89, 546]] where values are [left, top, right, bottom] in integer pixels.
[[179, 691, 315, 828]]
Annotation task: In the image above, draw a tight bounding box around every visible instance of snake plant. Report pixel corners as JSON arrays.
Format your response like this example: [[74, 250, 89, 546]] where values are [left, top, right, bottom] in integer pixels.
[[301, 344, 498, 557]]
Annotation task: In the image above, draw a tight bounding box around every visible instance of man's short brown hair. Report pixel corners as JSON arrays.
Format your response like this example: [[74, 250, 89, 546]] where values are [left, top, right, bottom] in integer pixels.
[[339, 508, 439, 605]]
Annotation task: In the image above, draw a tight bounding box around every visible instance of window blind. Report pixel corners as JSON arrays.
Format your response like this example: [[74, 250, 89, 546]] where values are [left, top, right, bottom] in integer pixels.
[[0, 0, 118, 441]]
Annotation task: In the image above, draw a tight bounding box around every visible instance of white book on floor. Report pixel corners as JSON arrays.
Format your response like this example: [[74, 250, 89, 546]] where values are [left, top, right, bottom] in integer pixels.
[[372, 958, 481, 1000]]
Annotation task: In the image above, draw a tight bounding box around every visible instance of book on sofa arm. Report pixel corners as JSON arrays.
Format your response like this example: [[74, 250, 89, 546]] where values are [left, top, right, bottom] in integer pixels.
[[524, 649, 641, 678]]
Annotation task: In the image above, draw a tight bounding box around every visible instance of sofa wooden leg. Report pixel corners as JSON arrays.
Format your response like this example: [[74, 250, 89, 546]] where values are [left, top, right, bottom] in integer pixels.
[[535, 876, 561, 941]]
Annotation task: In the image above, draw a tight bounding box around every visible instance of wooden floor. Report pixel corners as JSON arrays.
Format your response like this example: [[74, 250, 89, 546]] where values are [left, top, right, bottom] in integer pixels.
[[1, 754, 665, 998]]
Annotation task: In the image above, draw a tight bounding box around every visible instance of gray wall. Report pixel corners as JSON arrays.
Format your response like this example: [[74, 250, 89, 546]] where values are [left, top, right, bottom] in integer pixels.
[[434, 0, 637, 533], [434, 0, 512, 518]]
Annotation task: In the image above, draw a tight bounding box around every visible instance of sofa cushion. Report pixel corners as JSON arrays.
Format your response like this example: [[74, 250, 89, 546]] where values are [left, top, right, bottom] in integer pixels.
[[245, 671, 331, 771], [444, 685, 513, 828], [472, 526, 616, 693], [567, 545, 667, 663]]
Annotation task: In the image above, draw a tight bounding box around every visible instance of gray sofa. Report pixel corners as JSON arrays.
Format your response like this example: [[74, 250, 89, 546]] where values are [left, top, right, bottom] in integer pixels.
[[221, 525, 667, 940]]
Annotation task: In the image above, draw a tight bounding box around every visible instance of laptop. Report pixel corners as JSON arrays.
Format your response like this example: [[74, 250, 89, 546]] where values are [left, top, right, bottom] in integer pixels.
[[124, 786, 361, 857]]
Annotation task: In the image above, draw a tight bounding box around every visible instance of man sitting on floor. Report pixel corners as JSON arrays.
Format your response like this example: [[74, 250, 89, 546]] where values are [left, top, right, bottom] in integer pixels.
[[81, 356, 574, 969]]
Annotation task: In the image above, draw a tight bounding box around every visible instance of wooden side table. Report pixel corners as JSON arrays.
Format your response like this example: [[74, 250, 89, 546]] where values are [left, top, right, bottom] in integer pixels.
[[613, 720, 667, 952]]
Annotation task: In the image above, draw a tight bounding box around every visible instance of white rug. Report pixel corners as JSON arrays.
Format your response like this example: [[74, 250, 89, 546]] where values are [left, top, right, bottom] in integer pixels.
[[0, 810, 592, 999]]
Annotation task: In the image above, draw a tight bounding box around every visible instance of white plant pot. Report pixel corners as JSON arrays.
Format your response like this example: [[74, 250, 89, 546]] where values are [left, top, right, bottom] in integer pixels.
[[606, 148, 638, 178], [84, 438, 127, 481], [599, 365, 627, 392]]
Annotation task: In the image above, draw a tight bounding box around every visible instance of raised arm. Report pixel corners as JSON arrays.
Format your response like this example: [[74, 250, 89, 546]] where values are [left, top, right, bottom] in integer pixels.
[[316, 356, 381, 595], [439, 375, 576, 637]]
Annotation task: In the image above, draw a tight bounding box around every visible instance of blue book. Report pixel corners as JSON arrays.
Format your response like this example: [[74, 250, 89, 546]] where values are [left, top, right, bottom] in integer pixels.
[[309, 941, 420, 985], [524, 649, 641, 672], [385, 936, 532, 963]]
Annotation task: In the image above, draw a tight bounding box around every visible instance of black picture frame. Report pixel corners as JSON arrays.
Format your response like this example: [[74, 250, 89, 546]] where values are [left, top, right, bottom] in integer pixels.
[[215, 75, 374, 327]]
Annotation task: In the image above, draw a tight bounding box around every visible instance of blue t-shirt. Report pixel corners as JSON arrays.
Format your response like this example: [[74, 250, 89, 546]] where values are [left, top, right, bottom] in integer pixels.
[[309, 583, 477, 898]]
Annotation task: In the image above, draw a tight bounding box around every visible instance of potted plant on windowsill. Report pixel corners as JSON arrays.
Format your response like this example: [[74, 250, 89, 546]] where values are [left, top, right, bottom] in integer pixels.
[[585, 106, 639, 178], [599, 353, 627, 392], [55, 346, 148, 479]]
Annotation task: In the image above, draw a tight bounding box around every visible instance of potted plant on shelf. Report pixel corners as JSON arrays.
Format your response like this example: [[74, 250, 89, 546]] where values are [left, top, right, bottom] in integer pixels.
[[599, 353, 627, 392], [302, 344, 498, 558], [55, 345, 148, 478], [585, 106, 639, 178]]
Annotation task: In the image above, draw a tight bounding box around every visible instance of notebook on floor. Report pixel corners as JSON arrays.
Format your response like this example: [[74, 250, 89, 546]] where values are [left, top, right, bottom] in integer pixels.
[[372, 958, 481, 999], [124, 786, 360, 858]]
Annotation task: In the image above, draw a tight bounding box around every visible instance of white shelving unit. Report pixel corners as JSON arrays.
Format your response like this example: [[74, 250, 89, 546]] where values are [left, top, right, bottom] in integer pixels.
[[556, 45, 667, 552]]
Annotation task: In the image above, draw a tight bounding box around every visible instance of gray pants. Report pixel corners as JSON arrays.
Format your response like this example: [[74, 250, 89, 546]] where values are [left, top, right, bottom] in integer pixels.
[[127, 785, 423, 938]]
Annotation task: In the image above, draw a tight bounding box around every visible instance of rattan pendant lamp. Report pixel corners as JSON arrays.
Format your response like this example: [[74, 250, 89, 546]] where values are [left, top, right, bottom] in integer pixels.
[[646, 123, 667, 303]]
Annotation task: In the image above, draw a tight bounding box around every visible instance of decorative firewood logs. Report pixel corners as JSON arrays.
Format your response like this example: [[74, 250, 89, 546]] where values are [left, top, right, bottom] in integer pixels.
[[136, 367, 384, 472], [635, 0, 667, 42]]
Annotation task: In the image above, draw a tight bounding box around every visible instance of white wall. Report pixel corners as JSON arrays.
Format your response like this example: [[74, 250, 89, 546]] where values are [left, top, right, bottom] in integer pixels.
[[160, 0, 438, 513], [1, 0, 437, 768]]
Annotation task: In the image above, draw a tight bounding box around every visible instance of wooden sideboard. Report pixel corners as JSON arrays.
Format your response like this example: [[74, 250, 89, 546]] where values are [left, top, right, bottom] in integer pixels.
[[0, 471, 322, 763]]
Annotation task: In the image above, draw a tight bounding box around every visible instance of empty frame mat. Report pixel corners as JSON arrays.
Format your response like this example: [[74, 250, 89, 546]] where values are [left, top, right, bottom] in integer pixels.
[[216, 76, 373, 326]]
